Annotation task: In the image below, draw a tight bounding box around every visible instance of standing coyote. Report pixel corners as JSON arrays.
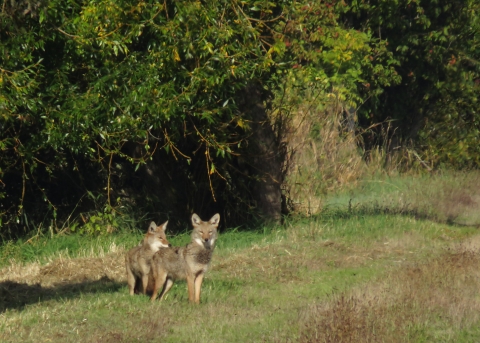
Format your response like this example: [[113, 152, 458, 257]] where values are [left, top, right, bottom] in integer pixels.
[[150, 213, 220, 304], [125, 221, 170, 295]]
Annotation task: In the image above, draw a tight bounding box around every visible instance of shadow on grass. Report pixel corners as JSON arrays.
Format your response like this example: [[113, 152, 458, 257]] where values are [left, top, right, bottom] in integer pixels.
[[313, 201, 480, 228], [0, 276, 122, 313], [321, 203, 431, 220]]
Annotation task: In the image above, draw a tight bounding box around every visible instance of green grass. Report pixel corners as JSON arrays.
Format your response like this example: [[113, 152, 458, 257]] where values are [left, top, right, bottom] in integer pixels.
[[325, 170, 480, 226], [1, 172, 480, 342], [1, 213, 479, 342], [0, 222, 282, 268], [0, 232, 138, 267]]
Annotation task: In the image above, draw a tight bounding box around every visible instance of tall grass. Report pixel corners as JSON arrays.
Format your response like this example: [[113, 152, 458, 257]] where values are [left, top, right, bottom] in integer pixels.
[[270, 83, 479, 224], [280, 102, 364, 215], [275, 88, 413, 217], [281, 101, 480, 225]]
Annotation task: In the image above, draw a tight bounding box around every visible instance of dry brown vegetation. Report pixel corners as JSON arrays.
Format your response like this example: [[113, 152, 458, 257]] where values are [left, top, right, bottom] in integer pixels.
[[0, 251, 124, 312], [279, 95, 424, 218], [278, 88, 480, 228], [299, 237, 480, 343], [420, 173, 480, 225], [282, 103, 364, 215]]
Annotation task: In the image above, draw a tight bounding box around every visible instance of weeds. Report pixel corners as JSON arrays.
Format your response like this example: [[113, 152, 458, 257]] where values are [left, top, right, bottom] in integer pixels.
[[299, 248, 480, 343], [283, 104, 364, 215]]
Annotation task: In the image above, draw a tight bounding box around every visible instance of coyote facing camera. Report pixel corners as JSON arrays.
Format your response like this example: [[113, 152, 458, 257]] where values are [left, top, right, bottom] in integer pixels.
[[125, 221, 170, 295], [150, 213, 220, 304]]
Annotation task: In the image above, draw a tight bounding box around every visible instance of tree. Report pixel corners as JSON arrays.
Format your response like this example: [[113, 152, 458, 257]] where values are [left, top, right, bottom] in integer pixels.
[[340, 0, 480, 167], [0, 0, 402, 237]]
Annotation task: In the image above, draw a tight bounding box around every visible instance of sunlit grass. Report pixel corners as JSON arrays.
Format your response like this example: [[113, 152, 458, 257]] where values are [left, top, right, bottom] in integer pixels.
[[1, 172, 480, 342], [2, 213, 479, 342]]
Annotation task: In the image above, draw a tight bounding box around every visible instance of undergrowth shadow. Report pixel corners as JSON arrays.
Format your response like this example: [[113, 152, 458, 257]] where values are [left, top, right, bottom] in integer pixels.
[[0, 276, 122, 313]]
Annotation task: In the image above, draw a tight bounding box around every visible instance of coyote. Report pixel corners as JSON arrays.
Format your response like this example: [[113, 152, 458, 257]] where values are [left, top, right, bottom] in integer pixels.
[[125, 221, 170, 295], [150, 213, 220, 303]]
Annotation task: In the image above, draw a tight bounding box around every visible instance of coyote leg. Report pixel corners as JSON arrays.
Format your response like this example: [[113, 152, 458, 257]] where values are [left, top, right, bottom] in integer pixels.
[[159, 279, 174, 301], [194, 272, 205, 304], [187, 272, 196, 303], [141, 274, 149, 295], [151, 270, 167, 302], [126, 265, 136, 295]]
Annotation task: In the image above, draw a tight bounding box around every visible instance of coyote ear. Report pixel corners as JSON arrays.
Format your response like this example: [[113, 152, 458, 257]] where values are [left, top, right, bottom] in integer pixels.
[[191, 213, 201, 226], [209, 213, 220, 226], [160, 220, 168, 232], [148, 221, 157, 232]]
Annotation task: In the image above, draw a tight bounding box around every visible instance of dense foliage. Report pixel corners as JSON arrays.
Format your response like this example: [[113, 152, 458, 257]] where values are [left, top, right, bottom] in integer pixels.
[[340, 0, 480, 166], [0, 0, 478, 238]]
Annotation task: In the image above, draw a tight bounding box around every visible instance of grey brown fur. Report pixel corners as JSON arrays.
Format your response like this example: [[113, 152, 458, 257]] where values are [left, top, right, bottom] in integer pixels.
[[150, 213, 220, 303], [125, 221, 170, 295]]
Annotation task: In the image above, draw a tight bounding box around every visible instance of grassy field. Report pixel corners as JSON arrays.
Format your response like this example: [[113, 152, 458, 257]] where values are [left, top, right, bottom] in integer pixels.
[[1, 172, 480, 342]]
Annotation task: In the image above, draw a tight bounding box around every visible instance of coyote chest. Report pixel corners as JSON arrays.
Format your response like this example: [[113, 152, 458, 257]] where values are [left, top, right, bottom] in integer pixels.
[[184, 243, 213, 272]]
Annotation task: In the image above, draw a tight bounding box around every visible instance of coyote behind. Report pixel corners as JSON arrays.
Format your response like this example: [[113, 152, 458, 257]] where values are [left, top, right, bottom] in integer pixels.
[[125, 221, 170, 295], [150, 213, 220, 303]]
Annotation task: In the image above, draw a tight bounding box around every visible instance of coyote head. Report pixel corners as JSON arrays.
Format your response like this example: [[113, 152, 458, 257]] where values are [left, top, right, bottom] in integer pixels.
[[191, 213, 220, 250], [144, 221, 171, 250]]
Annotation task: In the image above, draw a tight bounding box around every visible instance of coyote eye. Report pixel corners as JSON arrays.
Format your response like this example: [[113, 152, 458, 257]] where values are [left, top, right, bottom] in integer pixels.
[[199, 231, 203, 234]]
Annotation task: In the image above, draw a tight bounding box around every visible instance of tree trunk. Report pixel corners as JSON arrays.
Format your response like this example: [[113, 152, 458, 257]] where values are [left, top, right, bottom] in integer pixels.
[[239, 84, 284, 223]]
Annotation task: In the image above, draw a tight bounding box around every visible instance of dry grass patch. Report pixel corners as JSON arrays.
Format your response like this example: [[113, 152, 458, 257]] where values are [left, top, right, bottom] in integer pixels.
[[0, 246, 127, 312], [282, 104, 366, 216], [425, 173, 480, 225], [299, 236, 480, 342], [0, 241, 127, 285]]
